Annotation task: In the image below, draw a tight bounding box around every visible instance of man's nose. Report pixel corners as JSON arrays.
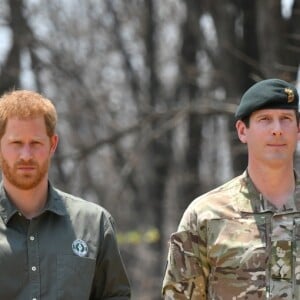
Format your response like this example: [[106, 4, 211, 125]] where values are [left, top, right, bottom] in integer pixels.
[[19, 145, 33, 160], [272, 121, 283, 136]]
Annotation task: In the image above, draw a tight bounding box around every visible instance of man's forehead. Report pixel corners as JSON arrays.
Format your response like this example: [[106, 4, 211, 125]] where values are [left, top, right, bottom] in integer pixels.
[[4, 117, 48, 137], [251, 108, 297, 117]]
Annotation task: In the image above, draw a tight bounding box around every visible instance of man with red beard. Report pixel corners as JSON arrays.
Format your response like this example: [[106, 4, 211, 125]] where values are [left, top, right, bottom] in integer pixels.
[[0, 90, 130, 300]]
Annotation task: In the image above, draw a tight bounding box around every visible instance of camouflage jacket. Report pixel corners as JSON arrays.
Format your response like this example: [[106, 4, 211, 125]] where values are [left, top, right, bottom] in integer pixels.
[[162, 171, 300, 299]]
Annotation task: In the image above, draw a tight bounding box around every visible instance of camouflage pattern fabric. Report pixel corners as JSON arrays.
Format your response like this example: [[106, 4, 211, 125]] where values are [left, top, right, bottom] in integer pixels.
[[162, 171, 300, 299]]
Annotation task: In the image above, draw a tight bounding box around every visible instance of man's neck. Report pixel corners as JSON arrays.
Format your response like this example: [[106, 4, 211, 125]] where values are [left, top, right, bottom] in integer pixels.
[[3, 179, 48, 219], [248, 164, 295, 209]]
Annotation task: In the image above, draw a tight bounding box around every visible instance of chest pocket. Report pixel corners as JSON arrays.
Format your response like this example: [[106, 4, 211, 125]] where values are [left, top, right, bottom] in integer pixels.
[[293, 218, 300, 297], [269, 214, 294, 282], [207, 216, 268, 298], [57, 254, 96, 300], [207, 216, 267, 270]]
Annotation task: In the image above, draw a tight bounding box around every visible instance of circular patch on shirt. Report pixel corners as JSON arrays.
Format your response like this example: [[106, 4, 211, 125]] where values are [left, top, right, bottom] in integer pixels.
[[72, 239, 88, 257]]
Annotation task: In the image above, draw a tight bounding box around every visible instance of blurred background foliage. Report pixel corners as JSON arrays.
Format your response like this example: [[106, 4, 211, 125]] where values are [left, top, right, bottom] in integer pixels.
[[0, 0, 299, 299]]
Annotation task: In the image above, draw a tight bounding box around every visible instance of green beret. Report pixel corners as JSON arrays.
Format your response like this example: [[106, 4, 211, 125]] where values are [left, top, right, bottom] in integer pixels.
[[235, 78, 299, 120]]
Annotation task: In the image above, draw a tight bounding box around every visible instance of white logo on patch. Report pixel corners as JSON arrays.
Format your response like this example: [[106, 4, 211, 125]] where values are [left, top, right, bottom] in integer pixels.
[[72, 239, 88, 257]]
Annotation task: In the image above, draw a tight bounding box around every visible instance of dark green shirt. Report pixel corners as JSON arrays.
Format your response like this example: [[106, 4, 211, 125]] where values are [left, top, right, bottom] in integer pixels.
[[0, 182, 130, 300]]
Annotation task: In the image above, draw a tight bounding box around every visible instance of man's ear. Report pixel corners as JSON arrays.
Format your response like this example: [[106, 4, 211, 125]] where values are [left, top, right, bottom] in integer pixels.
[[50, 134, 59, 155], [297, 123, 300, 140], [235, 120, 247, 144]]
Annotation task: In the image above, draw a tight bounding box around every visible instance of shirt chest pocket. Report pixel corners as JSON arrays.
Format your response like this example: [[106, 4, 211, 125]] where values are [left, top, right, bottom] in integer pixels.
[[0, 237, 28, 298], [207, 217, 267, 271], [56, 254, 96, 300], [206, 217, 268, 297]]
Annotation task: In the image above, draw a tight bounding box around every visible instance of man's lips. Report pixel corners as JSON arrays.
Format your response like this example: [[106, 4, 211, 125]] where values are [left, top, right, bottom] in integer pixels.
[[267, 143, 286, 147], [16, 164, 37, 170]]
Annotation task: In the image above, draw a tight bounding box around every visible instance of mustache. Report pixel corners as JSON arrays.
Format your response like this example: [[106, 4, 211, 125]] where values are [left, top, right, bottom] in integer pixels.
[[15, 160, 38, 166]]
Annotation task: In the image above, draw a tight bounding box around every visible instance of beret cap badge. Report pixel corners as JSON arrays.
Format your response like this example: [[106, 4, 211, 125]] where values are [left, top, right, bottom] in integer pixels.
[[284, 88, 294, 103]]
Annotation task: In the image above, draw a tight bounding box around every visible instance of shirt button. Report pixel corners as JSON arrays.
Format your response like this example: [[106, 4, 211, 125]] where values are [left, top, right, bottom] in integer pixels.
[[30, 236, 35, 241], [31, 266, 37, 271]]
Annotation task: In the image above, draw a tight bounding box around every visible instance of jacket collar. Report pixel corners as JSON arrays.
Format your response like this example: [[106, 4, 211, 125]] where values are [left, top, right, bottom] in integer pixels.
[[238, 170, 300, 214]]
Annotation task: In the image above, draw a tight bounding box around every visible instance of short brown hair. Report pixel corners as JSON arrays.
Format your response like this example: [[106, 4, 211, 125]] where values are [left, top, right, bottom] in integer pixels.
[[0, 90, 57, 138]]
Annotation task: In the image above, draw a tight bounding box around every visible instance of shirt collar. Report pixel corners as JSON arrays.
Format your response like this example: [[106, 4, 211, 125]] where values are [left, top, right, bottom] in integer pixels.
[[0, 181, 67, 224], [238, 170, 300, 213]]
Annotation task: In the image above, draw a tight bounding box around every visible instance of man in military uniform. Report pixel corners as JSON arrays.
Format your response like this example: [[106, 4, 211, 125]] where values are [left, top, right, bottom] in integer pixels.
[[162, 78, 300, 299]]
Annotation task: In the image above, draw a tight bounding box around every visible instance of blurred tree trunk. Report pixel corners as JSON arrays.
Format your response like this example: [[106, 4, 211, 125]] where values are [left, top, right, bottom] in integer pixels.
[[179, 1, 203, 212], [256, 0, 287, 78], [208, 0, 249, 176], [0, 0, 24, 92], [133, 0, 172, 296]]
